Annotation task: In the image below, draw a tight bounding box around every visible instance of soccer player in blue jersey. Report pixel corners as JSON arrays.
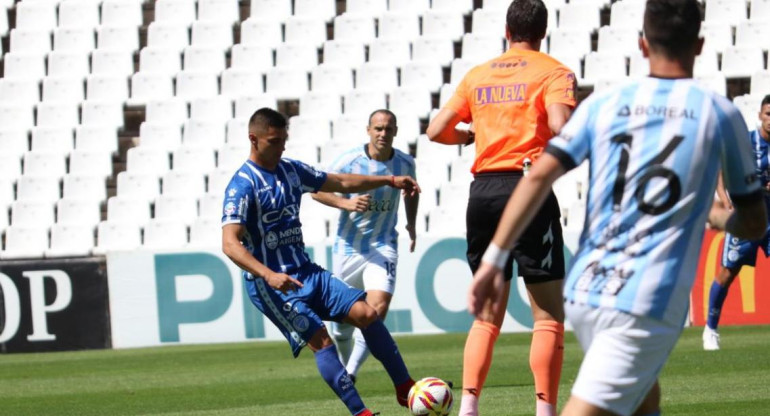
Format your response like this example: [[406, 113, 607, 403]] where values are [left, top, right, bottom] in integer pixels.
[[221, 108, 420, 416], [311, 109, 419, 381], [467, 1, 768, 415], [703, 94, 770, 350]]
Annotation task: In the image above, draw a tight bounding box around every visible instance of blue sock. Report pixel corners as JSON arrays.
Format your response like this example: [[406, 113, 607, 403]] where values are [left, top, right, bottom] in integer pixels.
[[315, 344, 366, 415], [707, 281, 729, 330], [360, 319, 410, 385]]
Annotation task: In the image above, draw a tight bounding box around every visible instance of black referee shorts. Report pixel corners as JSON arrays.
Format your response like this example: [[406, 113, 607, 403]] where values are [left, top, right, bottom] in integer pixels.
[[466, 172, 565, 284]]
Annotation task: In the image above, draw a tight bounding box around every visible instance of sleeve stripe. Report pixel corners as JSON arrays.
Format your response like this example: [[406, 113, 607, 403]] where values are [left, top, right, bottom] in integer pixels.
[[545, 144, 578, 171]]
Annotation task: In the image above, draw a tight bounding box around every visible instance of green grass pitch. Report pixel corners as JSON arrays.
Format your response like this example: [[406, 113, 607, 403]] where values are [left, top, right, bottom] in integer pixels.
[[1, 325, 768, 415]]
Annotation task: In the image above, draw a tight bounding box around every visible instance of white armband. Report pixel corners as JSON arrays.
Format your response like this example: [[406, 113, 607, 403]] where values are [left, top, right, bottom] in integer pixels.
[[481, 242, 510, 270]]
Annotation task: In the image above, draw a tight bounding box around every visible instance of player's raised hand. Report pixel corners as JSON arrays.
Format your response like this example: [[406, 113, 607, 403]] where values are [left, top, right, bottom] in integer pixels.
[[392, 175, 421, 196], [405, 223, 416, 252], [468, 261, 506, 317], [265, 271, 303, 294], [346, 194, 371, 212]]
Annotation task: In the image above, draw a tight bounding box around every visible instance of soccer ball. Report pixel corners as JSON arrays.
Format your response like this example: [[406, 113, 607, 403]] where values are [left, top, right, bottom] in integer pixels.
[[407, 377, 453, 416]]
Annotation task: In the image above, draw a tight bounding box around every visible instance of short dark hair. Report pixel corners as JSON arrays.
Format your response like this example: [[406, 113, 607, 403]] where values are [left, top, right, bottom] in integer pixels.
[[249, 107, 287, 133], [506, 0, 548, 43], [643, 0, 701, 60], [368, 109, 397, 126], [762, 95, 770, 108]]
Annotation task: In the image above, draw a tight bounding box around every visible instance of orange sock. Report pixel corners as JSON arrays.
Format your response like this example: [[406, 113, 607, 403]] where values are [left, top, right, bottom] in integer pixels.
[[529, 320, 564, 406], [462, 320, 500, 398]]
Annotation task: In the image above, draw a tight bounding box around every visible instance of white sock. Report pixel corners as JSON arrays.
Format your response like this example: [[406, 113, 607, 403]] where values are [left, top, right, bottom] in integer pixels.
[[331, 322, 354, 365], [536, 400, 556, 416], [459, 394, 479, 416], [345, 329, 370, 377]]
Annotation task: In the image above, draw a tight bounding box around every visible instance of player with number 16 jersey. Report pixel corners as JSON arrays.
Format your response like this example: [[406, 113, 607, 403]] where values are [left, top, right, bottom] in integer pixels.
[[547, 78, 760, 326]]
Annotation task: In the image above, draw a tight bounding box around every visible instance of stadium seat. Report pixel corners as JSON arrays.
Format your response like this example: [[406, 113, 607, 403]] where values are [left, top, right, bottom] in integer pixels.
[[3, 52, 46, 80], [733, 94, 764, 128], [190, 97, 234, 123], [735, 21, 770, 50], [173, 147, 217, 172], [127, 146, 172, 175], [705, 0, 747, 25], [107, 196, 151, 225], [0, 78, 41, 106], [15, 1, 57, 32], [161, 170, 207, 197], [16, 175, 61, 204], [388, 0, 430, 14], [294, 0, 336, 22], [183, 46, 226, 73], [548, 28, 592, 62], [695, 73, 728, 96], [431, 0, 473, 13], [175, 71, 220, 101], [96, 25, 140, 53], [558, 3, 601, 32], [207, 168, 235, 194], [198, 0, 241, 24], [344, 89, 387, 117], [0, 179, 12, 220], [276, 43, 319, 72], [59, 0, 101, 29], [42, 76, 85, 103], [81, 100, 124, 129], [216, 144, 246, 171], [91, 49, 135, 77], [53, 27, 96, 53], [426, 206, 465, 236], [265, 68, 310, 100], [182, 119, 227, 150], [751, 0, 770, 20], [10, 29, 52, 55], [694, 50, 720, 77], [235, 94, 278, 118], [146, 98, 189, 126], [30, 127, 74, 155], [116, 172, 161, 202], [75, 125, 119, 155], [389, 111, 420, 148], [411, 36, 455, 67], [422, 10, 465, 42], [0, 152, 22, 182], [583, 52, 627, 87], [377, 12, 420, 41], [0, 103, 35, 132], [389, 87, 432, 119], [310, 64, 355, 94], [69, 150, 113, 179], [438, 83, 456, 107], [355, 63, 398, 92], [62, 174, 107, 202], [240, 18, 283, 48], [284, 16, 327, 48], [449, 156, 473, 185], [299, 91, 343, 119], [140, 46, 183, 76], [0, 128, 30, 162], [143, 219, 189, 249], [48, 51, 90, 78], [147, 22, 190, 53], [189, 217, 221, 248], [334, 14, 376, 44], [331, 114, 364, 143], [46, 224, 95, 257], [155, 0, 198, 27], [0, 226, 49, 259], [56, 198, 102, 230], [288, 115, 332, 142], [368, 39, 412, 67], [36, 102, 80, 129], [750, 70, 770, 95], [225, 119, 249, 144], [101, 0, 144, 27], [321, 41, 366, 69], [471, 8, 506, 37], [721, 46, 765, 78], [138, 121, 183, 152], [628, 51, 649, 78], [346, 0, 387, 17], [11, 200, 55, 227], [86, 75, 129, 103], [24, 150, 66, 177], [230, 43, 274, 72], [461, 33, 505, 64], [93, 220, 142, 254], [700, 22, 733, 54], [250, 0, 292, 20], [319, 139, 352, 167], [154, 195, 199, 224], [609, 0, 645, 31], [597, 26, 640, 56], [449, 58, 476, 85], [129, 72, 175, 105], [191, 20, 234, 51]]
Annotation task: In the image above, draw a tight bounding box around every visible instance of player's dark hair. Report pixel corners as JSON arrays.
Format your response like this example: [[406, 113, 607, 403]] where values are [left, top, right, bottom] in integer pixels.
[[506, 0, 548, 43], [368, 109, 397, 126], [643, 0, 701, 60], [761, 95, 770, 108], [249, 107, 287, 133]]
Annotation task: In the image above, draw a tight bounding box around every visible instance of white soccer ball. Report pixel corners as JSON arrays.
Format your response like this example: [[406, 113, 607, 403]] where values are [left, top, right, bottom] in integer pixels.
[[407, 377, 454, 416]]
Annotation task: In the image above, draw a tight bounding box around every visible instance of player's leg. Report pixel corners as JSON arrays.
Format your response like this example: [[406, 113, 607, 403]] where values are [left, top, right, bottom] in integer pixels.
[[347, 250, 397, 378], [331, 253, 366, 365]]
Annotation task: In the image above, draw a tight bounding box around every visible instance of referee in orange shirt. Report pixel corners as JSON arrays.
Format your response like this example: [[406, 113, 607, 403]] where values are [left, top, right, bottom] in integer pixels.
[[426, 1, 576, 415]]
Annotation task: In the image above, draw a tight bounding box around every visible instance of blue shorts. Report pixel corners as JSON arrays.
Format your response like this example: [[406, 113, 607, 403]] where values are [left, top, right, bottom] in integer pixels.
[[722, 224, 770, 269], [244, 262, 365, 357]]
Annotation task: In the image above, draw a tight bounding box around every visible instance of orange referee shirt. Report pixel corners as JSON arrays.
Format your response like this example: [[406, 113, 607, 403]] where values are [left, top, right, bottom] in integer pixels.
[[445, 48, 577, 174]]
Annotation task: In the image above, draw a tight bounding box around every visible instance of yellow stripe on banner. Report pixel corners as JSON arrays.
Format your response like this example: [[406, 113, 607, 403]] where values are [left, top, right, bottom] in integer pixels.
[[703, 232, 724, 320], [738, 266, 756, 313]]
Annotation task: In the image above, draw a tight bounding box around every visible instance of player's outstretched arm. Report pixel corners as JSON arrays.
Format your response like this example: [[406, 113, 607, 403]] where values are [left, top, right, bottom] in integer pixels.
[[426, 108, 473, 145], [312, 192, 371, 213], [708, 196, 767, 241], [320, 173, 421, 196], [468, 153, 567, 316], [222, 224, 303, 293], [403, 191, 419, 252]]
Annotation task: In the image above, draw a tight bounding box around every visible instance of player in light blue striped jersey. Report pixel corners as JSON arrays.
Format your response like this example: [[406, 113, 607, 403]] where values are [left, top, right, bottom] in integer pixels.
[[312, 109, 419, 381], [222, 108, 421, 415], [466, 1, 767, 415]]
